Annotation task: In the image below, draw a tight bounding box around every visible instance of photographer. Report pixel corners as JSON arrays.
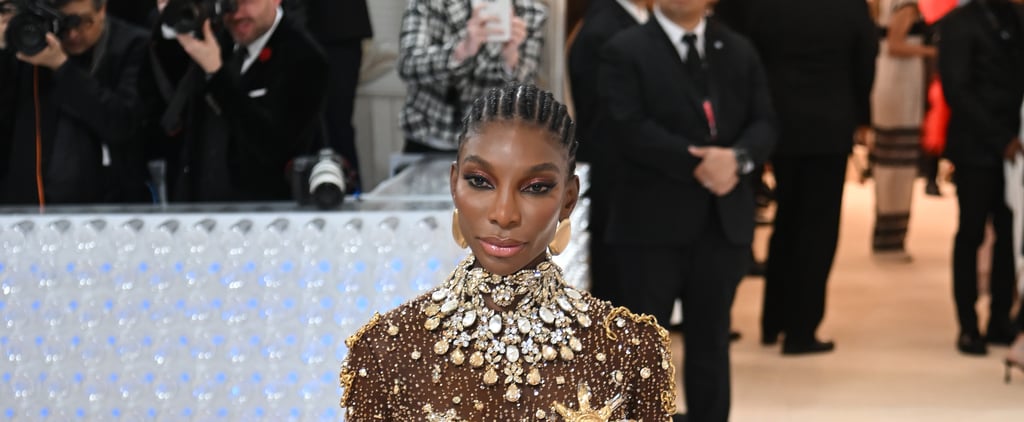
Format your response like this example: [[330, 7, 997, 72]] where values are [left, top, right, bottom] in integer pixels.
[[142, 0, 327, 202], [0, 0, 151, 205]]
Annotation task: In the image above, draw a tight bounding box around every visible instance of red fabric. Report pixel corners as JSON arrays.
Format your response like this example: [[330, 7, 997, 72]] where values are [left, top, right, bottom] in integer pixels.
[[919, 0, 958, 23], [922, 76, 950, 156]]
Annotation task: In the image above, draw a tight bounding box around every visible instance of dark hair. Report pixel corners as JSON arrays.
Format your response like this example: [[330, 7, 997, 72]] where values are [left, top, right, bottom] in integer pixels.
[[52, 0, 105, 10], [459, 84, 579, 174]]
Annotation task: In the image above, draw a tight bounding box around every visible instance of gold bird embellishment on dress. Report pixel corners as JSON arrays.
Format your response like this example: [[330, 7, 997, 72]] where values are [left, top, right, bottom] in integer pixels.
[[553, 382, 625, 422]]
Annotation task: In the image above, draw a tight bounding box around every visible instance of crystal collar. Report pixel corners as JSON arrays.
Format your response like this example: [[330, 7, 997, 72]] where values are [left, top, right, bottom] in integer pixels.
[[422, 255, 592, 403]]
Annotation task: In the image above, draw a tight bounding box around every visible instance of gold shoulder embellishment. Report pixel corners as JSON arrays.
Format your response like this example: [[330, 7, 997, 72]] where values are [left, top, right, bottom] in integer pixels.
[[603, 307, 677, 415], [604, 307, 669, 342], [346, 312, 383, 348]]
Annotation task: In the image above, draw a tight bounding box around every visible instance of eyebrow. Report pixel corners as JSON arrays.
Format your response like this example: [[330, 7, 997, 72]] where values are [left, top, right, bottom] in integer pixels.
[[462, 155, 563, 175]]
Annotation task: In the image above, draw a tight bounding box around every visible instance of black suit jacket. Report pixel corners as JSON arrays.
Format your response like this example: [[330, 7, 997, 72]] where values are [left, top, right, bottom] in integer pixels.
[[288, 0, 373, 43], [598, 18, 777, 246], [0, 17, 150, 204], [938, 0, 1024, 168], [715, 0, 877, 157], [568, 1, 641, 164], [144, 13, 329, 202]]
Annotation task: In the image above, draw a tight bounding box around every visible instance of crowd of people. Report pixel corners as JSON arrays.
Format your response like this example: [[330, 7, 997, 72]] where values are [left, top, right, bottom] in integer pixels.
[[2, 0, 1023, 421], [0, 0, 371, 204]]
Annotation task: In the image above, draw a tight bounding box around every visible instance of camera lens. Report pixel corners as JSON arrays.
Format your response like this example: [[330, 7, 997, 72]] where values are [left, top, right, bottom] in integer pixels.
[[7, 13, 48, 56], [308, 158, 345, 210]]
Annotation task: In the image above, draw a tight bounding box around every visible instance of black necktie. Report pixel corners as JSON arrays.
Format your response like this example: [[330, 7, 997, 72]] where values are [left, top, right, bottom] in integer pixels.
[[228, 47, 249, 76], [682, 34, 708, 97]]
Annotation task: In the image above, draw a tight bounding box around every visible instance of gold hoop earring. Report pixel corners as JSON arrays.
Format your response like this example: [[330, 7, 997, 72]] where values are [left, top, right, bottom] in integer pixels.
[[452, 209, 468, 249], [548, 219, 571, 256]]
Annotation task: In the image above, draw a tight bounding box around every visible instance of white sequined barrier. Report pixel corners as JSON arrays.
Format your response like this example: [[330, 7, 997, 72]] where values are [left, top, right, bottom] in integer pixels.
[[0, 202, 589, 420]]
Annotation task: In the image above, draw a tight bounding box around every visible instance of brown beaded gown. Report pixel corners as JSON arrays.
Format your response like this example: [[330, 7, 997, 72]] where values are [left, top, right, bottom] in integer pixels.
[[339, 255, 676, 421]]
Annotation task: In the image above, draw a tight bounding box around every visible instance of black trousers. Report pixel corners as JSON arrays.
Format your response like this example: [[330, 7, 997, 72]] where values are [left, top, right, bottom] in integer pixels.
[[612, 210, 746, 422], [952, 165, 1016, 335], [323, 40, 363, 192], [762, 154, 847, 344]]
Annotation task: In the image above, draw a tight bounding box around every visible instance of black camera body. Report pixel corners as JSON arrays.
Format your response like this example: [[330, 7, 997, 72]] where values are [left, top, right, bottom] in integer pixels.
[[291, 148, 347, 210], [161, 0, 237, 37], [2, 0, 80, 56]]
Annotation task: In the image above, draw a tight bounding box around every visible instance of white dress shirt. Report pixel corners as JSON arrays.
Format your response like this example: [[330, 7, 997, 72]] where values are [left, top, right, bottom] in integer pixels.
[[238, 6, 284, 74], [615, 0, 650, 24], [653, 6, 706, 64]]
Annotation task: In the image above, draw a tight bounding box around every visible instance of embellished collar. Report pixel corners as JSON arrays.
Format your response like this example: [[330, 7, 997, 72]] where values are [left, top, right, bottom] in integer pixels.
[[422, 255, 593, 403]]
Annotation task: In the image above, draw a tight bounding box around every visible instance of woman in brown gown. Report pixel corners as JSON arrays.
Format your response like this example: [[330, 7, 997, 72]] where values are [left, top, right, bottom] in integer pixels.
[[339, 84, 676, 421]]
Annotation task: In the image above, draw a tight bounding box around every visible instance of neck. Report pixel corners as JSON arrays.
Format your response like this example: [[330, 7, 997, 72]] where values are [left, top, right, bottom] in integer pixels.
[[661, 8, 703, 31]]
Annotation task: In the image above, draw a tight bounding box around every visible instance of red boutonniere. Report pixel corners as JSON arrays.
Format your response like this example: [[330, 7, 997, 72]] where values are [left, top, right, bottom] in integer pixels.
[[258, 47, 272, 63]]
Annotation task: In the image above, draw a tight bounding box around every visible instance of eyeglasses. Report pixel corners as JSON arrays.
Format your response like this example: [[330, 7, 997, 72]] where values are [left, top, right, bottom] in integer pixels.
[[61, 12, 96, 33]]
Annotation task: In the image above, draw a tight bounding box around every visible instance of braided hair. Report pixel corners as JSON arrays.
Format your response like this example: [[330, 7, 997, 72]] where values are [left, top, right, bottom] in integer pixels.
[[458, 84, 579, 174]]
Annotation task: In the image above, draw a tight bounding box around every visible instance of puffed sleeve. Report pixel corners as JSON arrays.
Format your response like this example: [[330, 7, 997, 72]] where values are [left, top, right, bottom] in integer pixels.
[[339, 314, 391, 421], [609, 308, 676, 422]]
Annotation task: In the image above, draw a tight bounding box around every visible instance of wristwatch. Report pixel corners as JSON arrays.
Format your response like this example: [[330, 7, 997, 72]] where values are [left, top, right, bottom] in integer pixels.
[[734, 148, 755, 175]]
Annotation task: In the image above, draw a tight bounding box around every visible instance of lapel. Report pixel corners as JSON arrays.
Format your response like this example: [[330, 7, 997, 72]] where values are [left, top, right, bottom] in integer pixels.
[[643, 20, 705, 117]]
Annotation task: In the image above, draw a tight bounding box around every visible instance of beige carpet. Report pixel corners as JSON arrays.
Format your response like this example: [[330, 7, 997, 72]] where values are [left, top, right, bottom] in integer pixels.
[[670, 178, 1023, 421]]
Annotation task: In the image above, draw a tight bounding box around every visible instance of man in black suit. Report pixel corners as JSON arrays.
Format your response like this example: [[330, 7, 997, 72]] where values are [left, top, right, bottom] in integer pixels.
[[568, 0, 649, 304], [716, 0, 878, 355], [0, 0, 151, 205], [143, 0, 328, 202], [937, 0, 1024, 355], [598, 0, 776, 419], [287, 0, 372, 192]]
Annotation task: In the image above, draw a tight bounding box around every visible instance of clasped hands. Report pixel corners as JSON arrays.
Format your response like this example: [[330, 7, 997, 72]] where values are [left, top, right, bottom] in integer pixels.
[[453, 4, 527, 70], [690, 146, 739, 197]]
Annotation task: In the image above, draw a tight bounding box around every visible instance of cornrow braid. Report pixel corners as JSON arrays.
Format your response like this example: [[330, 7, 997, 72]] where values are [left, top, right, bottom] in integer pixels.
[[459, 84, 579, 174]]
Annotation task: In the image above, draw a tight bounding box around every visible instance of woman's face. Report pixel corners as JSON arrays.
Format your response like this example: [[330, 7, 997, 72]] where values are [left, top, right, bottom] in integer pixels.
[[451, 122, 579, 276]]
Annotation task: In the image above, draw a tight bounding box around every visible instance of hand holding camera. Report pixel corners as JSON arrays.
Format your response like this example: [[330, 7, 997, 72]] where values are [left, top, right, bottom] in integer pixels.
[[15, 31, 65, 69], [175, 19, 222, 74]]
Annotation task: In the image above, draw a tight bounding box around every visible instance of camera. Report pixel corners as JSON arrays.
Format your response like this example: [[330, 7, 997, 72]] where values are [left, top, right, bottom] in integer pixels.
[[1, 0, 81, 56], [161, 0, 237, 37], [291, 148, 347, 210]]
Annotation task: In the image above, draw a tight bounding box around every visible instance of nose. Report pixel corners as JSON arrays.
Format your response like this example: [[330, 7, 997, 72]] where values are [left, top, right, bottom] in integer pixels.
[[488, 186, 521, 230]]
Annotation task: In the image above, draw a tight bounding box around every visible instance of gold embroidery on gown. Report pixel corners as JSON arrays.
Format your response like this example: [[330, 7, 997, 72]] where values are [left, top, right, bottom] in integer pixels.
[[340, 256, 676, 421]]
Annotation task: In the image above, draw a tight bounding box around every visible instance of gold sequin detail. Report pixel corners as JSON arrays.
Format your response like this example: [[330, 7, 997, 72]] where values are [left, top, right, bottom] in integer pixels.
[[595, 353, 606, 362], [358, 368, 367, 377], [556, 376, 566, 385], [612, 370, 624, 385], [452, 396, 461, 404], [640, 367, 652, 379], [345, 312, 381, 348], [411, 350, 421, 360], [535, 409, 547, 419], [387, 324, 399, 336]]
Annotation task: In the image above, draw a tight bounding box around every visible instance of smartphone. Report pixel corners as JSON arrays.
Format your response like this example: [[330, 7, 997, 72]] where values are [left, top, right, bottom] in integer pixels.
[[471, 0, 512, 43]]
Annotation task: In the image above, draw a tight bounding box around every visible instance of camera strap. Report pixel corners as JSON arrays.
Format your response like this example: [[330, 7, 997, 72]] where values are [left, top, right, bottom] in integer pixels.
[[150, 45, 202, 135]]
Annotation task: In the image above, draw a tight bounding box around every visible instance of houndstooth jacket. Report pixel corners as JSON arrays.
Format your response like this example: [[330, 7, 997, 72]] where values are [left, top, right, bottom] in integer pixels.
[[398, 0, 548, 151]]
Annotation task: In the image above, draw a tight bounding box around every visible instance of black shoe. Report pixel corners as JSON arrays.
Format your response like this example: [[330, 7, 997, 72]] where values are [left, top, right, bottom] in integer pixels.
[[782, 339, 835, 355], [957, 332, 987, 356], [672, 413, 688, 422], [985, 327, 1016, 346], [925, 182, 941, 197]]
